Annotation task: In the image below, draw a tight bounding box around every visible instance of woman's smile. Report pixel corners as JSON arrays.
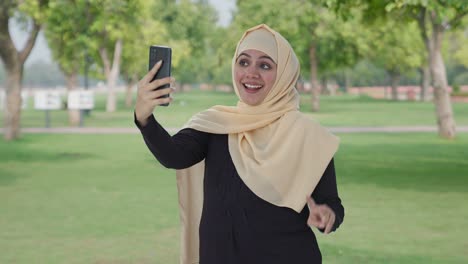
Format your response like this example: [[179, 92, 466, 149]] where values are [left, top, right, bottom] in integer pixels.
[[242, 82, 264, 93]]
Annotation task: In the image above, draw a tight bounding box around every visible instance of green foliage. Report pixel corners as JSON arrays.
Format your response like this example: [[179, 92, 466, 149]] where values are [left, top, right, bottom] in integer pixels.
[[154, 0, 221, 84], [366, 19, 423, 75], [119, 1, 171, 81], [11, 0, 468, 89], [445, 26, 468, 68], [313, 9, 367, 74], [453, 71, 468, 86], [233, 0, 366, 80], [89, 0, 144, 72], [17, 0, 50, 23], [45, 0, 93, 75]]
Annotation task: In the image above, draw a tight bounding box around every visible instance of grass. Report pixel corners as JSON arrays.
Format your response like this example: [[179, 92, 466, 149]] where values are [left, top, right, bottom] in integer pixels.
[[2, 90, 468, 128], [302, 95, 468, 127], [1, 133, 467, 263]]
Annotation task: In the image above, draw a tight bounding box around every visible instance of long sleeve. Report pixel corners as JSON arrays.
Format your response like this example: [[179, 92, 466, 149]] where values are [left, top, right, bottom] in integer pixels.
[[311, 158, 344, 232], [135, 113, 210, 169]]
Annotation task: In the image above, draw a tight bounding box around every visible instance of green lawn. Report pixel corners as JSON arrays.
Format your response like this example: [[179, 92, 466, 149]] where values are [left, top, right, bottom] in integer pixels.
[[1, 133, 467, 263], [3, 90, 468, 128]]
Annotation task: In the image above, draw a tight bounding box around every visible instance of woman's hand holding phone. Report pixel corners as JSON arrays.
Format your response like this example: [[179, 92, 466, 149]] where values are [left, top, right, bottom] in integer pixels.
[[135, 60, 175, 127]]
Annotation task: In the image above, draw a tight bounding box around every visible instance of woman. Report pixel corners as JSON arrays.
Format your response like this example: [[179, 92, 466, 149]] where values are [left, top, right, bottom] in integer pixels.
[[135, 24, 344, 264]]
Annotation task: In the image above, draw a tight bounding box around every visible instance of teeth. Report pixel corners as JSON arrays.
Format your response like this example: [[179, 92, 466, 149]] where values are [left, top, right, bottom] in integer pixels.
[[244, 83, 262, 89]]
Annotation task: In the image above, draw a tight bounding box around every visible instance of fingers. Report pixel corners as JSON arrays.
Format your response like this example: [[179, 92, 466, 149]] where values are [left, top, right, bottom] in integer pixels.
[[306, 198, 336, 234], [148, 87, 174, 100], [143, 87, 174, 108], [139, 76, 174, 94], [306, 196, 317, 211], [306, 196, 322, 228], [307, 213, 321, 229], [146, 76, 174, 91], [149, 95, 173, 106], [142, 60, 162, 84], [324, 213, 335, 234]]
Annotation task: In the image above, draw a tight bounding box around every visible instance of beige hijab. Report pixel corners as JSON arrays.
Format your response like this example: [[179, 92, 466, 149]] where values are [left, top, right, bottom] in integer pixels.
[[175, 24, 339, 264]]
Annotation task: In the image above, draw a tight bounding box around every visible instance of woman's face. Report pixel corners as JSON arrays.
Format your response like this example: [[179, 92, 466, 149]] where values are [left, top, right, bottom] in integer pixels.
[[234, 49, 277, 106]]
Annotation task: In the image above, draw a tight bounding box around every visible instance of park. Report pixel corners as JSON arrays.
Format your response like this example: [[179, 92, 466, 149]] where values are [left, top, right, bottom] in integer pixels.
[[1, 0, 468, 263]]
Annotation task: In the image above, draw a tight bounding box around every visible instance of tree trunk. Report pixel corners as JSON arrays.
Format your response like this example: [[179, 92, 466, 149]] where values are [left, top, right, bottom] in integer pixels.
[[65, 72, 80, 126], [417, 9, 432, 102], [321, 76, 328, 95], [344, 69, 351, 94], [419, 65, 430, 101], [99, 39, 123, 113], [309, 44, 320, 112], [0, 9, 41, 140], [125, 74, 137, 108], [429, 24, 456, 139], [389, 71, 400, 101], [4, 67, 23, 140], [417, 8, 455, 138]]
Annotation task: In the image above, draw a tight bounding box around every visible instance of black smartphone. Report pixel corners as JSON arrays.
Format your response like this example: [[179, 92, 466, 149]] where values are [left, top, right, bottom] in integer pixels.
[[148, 45, 172, 106]]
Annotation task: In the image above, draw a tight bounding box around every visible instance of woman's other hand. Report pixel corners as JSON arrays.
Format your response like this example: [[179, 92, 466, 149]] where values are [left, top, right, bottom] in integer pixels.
[[306, 196, 336, 234], [135, 60, 175, 126]]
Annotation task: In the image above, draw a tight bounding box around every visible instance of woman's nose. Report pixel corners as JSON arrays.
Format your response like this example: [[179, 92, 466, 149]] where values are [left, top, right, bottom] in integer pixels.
[[244, 65, 260, 78]]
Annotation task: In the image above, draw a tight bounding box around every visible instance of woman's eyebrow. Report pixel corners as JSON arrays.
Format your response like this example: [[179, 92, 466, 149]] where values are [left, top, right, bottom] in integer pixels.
[[236, 53, 275, 64], [237, 52, 251, 60], [259, 56, 276, 64]]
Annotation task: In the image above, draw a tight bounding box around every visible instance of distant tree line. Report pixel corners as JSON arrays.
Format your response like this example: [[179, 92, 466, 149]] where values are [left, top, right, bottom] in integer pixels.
[[1, 0, 467, 140], [1, 55, 467, 89]]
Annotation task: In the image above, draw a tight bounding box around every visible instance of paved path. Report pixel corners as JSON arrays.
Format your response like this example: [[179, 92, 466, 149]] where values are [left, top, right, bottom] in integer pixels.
[[2, 126, 468, 134]]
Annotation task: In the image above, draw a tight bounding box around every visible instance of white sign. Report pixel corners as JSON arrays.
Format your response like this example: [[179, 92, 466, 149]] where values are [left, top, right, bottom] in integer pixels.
[[68, 90, 94, 110], [0, 90, 28, 110], [34, 91, 62, 110], [21, 91, 28, 109]]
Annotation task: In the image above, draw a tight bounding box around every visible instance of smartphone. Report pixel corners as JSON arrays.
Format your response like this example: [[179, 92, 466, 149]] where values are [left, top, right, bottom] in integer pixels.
[[148, 45, 172, 106]]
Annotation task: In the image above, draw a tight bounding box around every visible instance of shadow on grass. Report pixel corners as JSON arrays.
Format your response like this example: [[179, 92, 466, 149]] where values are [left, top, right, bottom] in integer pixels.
[[0, 135, 97, 163], [0, 136, 98, 186], [0, 151, 97, 186], [0, 149, 96, 163]]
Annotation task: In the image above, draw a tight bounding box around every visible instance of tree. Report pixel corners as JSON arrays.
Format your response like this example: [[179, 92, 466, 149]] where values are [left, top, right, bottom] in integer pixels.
[[233, 0, 365, 111], [45, 0, 91, 126], [331, 0, 468, 139], [155, 0, 220, 88], [119, 0, 190, 108], [209, 26, 238, 88], [439, 26, 468, 92], [0, 0, 49, 140], [366, 20, 423, 100], [119, 1, 165, 109], [86, 0, 143, 112]]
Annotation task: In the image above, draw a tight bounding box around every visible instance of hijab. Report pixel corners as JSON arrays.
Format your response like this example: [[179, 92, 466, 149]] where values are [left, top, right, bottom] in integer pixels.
[[175, 24, 339, 264]]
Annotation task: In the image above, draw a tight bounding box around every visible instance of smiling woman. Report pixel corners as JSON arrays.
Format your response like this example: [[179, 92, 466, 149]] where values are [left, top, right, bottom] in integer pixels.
[[234, 49, 277, 106], [135, 24, 344, 264]]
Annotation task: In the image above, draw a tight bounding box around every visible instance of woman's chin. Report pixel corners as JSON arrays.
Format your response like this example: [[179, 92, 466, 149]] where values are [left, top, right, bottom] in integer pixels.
[[241, 96, 262, 106]]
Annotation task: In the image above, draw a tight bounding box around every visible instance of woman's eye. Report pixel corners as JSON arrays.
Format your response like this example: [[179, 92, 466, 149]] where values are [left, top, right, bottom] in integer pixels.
[[239, 59, 249, 67], [260, 63, 271, 70]]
